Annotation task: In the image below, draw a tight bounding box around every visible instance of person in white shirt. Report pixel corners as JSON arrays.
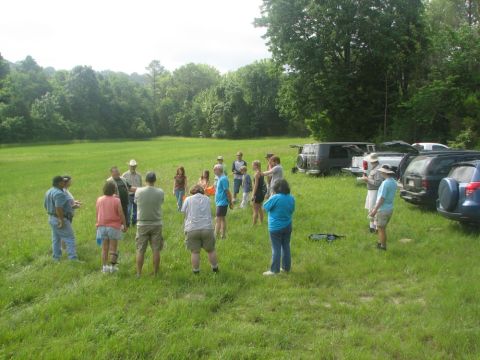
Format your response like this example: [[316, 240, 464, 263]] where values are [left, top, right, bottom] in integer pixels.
[[181, 185, 219, 274]]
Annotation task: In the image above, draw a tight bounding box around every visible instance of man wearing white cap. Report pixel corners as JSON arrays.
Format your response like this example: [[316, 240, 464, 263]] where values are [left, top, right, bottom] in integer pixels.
[[361, 153, 384, 233], [123, 159, 142, 226]]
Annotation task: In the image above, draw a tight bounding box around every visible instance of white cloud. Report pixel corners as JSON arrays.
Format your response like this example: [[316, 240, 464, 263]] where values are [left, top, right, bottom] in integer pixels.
[[0, 0, 270, 73]]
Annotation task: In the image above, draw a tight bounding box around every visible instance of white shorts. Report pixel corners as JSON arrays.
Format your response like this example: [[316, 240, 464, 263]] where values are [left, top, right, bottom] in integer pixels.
[[97, 226, 123, 241]]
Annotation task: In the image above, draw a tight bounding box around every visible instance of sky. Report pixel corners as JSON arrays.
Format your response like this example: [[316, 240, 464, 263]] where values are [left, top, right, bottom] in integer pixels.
[[0, 0, 271, 74]]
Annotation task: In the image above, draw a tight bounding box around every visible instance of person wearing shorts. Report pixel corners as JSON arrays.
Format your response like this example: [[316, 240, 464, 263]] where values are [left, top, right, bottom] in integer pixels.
[[214, 164, 233, 239], [134, 172, 165, 276], [369, 165, 397, 251], [181, 185, 219, 274], [96, 181, 127, 273]]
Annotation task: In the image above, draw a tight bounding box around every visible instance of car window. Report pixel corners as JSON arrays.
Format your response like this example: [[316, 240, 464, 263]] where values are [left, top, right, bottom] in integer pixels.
[[405, 156, 432, 176], [428, 157, 457, 176], [432, 145, 446, 151], [302, 145, 312, 154], [329, 145, 348, 159], [449, 166, 475, 183]]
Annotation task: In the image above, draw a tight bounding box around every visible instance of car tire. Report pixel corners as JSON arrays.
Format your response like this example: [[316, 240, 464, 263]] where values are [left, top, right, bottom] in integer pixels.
[[296, 154, 307, 170], [438, 178, 459, 212]]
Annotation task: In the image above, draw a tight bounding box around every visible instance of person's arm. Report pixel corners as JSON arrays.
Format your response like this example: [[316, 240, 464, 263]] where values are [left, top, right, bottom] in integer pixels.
[[369, 197, 385, 217], [55, 207, 64, 228], [185, 177, 188, 192], [263, 195, 274, 212], [262, 167, 275, 177], [173, 178, 176, 195], [226, 190, 233, 209], [118, 200, 127, 231]]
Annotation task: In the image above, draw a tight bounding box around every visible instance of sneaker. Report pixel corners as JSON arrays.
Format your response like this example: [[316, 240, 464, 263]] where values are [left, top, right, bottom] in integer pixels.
[[280, 268, 289, 273], [102, 265, 109, 273], [376, 243, 387, 251], [263, 270, 277, 276], [212, 266, 219, 273], [110, 264, 119, 272]]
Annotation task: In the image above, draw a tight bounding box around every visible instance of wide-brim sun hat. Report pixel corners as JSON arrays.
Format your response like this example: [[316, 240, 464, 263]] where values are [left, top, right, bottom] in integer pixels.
[[217, 156, 224, 160], [378, 164, 395, 175], [367, 153, 379, 163]]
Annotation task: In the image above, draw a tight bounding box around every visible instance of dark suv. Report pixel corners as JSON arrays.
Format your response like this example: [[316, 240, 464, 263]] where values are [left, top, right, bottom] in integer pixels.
[[400, 151, 480, 206], [296, 142, 373, 175], [437, 161, 480, 224]]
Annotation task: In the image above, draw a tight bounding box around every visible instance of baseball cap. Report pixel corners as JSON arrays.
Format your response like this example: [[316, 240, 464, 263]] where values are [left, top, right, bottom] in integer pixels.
[[129, 159, 137, 166]]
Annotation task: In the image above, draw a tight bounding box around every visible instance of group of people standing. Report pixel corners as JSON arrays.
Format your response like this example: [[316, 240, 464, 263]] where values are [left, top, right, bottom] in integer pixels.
[[44, 152, 296, 277]]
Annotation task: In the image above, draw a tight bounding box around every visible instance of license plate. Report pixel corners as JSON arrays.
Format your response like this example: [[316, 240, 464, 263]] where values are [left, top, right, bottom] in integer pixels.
[[408, 180, 415, 186]]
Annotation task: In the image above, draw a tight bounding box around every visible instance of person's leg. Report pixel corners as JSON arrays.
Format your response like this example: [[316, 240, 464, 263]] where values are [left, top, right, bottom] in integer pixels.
[[191, 251, 200, 272], [123, 204, 130, 227], [132, 199, 137, 225], [109, 240, 118, 266], [377, 227, 387, 248], [49, 218, 62, 260], [281, 226, 292, 272], [221, 217, 227, 238], [207, 251, 218, 271], [151, 226, 163, 275], [215, 216, 221, 237], [269, 230, 282, 273], [259, 205, 264, 224], [152, 249, 160, 275], [102, 238, 109, 266], [135, 226, 147, 276], [127, 195, 133, 226], [252, 203, 259, 225], [136, 251, 145, 275], [60, 220, 77, 260]]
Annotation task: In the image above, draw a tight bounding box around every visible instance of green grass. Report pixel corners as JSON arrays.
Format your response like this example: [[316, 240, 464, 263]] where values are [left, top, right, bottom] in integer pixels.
[[1, 137, 480, 359]]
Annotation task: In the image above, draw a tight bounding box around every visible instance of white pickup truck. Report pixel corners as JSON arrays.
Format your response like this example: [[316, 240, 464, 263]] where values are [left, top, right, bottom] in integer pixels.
[[342, 141, 420, 177]]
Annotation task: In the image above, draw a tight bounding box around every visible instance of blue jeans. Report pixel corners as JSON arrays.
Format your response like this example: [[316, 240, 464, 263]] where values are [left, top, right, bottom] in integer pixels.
[[49, 216, 77, 260], [128, 194, 137, 225], [269, 224, 292, 273], [175, 189, 185, 210]]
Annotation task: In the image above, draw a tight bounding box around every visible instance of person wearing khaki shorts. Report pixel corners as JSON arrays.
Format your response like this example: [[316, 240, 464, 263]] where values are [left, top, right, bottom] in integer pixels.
[[134, 172, 165, 276], [181, 185, 219, 274]]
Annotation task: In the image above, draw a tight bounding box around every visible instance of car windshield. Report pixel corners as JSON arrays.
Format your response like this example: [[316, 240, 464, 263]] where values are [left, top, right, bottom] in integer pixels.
[[449, 165, 476, 183], [405, 156, 432, 176]]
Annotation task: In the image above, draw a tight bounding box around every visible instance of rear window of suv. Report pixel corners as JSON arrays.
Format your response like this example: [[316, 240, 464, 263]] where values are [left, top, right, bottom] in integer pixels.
[[449, 165, 476, 183], [405, 156, 432, 176]]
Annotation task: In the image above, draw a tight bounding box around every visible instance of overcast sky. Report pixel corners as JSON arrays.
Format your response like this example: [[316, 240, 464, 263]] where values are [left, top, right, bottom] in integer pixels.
[[0, 0, 271, 74]]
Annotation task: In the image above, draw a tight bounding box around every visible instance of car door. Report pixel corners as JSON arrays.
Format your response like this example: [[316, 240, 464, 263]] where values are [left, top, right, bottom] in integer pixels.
[[328, 145, 350, 170]]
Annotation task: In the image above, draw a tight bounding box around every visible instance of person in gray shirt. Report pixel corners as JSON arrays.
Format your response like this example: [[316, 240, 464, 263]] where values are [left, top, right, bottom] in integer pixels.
[[262, 156, 283, 198], [134, 172, 164, 276]]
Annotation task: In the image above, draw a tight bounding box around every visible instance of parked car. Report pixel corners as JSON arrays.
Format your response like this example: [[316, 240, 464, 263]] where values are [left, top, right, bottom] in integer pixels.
[[342, 141, 419, 177], [399, 151, 480, 206], [437, 160, 480, 224], [296, 142, 373, 175], [412, 142, 449, 151]]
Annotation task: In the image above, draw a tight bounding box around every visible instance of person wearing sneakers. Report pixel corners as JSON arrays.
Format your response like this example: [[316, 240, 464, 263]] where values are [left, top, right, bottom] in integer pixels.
[[262, 179, 295, 276], [134, 172, 165, 276], [122, 159, 142, 226], [96, 181, 127, 273], [181, 185, 219, 275], [232, 151, 247, 203], [361, 153, 384, 233], [369, 165, 397, 251]]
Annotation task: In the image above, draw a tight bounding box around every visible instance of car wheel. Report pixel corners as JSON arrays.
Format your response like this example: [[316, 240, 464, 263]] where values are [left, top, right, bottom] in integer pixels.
[[438, 178, 459, 212]]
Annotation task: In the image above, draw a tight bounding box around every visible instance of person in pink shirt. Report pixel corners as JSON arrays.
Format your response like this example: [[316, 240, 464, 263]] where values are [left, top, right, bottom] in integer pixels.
[[96, 181, 127, 273]]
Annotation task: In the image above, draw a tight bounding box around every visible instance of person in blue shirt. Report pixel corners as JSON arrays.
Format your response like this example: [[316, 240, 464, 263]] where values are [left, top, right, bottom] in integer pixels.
[[369, 165, 397, 251], [44, 175, 78, 260], [262, 179, 295, 275], [214, 164, 233, 239]]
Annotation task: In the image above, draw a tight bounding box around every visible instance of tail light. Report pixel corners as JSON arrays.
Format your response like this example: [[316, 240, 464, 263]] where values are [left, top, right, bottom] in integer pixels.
[[465, 182, 480, 197], [422, 180, 429, 190], [363, 160, 368, 171]]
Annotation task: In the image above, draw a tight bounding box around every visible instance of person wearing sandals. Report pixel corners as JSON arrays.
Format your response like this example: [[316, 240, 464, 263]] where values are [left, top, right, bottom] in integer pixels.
[[361, 153, 384, 233], [251, 160, 266, 225], [181, 185, 219, 275], [369, 165, 397, 251], [262, 179, 295, 276], [96, 181, 127, 273]]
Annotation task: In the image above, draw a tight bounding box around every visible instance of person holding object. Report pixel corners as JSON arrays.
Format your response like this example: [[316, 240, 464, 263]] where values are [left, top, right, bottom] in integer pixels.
[[214, 164, 233, 239], [181, 185, 219, 274], [232, 151, 247, 203], [240, 166, 252, 208], [44, 176, 78, 260], [251, 160, 266, 225], [361, 153, 384, 233], [96, 181, 127, 273], [122, 159, 142, 226], [262, 179, 295, 276], [135, 172, 165, 276], [264, 153, 274, 195], [369, 165, 397, 251]]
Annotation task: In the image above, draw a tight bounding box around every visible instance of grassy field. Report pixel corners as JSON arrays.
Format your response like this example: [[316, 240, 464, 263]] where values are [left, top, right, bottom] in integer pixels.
[[1, 137, 479, 359]]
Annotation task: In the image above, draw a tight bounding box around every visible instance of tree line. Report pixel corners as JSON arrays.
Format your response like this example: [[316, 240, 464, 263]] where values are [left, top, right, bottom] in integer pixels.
[[1, 0, 479, 145]]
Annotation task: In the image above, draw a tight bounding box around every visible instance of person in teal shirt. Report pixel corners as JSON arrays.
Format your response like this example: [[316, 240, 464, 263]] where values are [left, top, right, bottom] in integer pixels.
[[214, 164, 233, 239], [369, 165, 397, 250], [262, 179, 295, 275]]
